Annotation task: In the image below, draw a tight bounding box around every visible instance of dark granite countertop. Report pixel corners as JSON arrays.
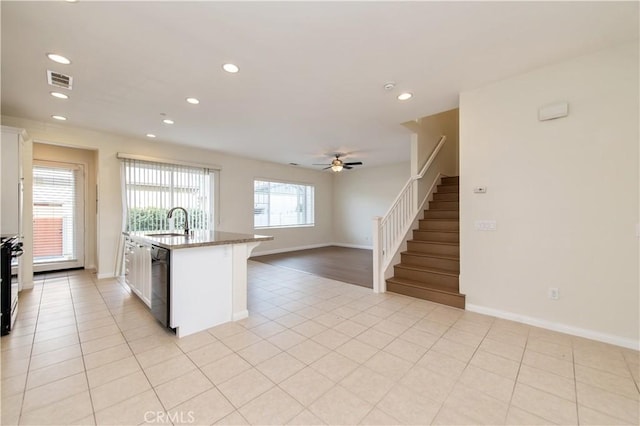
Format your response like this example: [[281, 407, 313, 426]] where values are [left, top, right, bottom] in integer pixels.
[[124, 230, 273, 250]]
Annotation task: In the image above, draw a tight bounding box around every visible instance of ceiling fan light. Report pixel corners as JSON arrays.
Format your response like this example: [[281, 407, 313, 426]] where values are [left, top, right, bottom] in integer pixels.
[[331, 164, 343, 172]]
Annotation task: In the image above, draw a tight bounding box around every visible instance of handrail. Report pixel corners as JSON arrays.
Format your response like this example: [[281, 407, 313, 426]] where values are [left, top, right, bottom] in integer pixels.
[[373, 135, 448, 293], [380, 135, 447, 222], [418, 135, 447, 179]]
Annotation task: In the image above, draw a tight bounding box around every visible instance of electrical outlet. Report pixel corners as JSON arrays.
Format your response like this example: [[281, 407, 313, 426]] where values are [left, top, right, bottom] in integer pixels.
[[473, 186, 487, 194], [474, 220, 497, 231], [548, 288, 559, 300]]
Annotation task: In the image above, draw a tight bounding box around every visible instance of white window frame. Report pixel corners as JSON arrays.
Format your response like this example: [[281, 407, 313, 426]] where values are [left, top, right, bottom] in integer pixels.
[[254, 178, 315, 229], [120, 158, 217, 233]]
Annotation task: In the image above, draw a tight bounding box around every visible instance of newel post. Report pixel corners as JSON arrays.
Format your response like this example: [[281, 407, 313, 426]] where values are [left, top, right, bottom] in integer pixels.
[[372, 216, 384, 293]]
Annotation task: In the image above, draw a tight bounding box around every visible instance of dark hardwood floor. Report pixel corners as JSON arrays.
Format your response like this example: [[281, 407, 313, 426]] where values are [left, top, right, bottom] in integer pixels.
[[251, 246, 373, 288]]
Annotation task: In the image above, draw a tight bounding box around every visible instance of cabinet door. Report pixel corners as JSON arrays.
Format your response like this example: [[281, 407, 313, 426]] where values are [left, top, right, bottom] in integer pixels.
[[130, 245, 141, 296], [124, 245, 133, 287], [124, 241, 137, 291]]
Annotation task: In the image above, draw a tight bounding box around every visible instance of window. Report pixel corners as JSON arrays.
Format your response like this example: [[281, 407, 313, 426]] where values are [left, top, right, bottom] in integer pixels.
[[254, 180, 314, 228], [121, 159, 214, 232], [33, 162, 84, 269]]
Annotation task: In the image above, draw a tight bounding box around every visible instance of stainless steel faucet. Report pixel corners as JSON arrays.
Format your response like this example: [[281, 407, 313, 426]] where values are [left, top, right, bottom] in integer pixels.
[[167, 207, 190, 235]]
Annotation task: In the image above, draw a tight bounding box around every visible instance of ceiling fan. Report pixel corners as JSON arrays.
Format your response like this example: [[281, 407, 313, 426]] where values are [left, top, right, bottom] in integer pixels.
[[313, 154, 363, 172]]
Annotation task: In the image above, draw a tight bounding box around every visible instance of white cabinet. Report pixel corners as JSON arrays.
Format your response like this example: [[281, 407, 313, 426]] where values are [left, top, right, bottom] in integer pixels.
[[1, 127, 24, 236], [124, 238, 151, 307]]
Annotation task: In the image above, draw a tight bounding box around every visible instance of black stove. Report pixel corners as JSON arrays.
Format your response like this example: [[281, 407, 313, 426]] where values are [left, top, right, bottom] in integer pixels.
[[1, 236, 22, 335]]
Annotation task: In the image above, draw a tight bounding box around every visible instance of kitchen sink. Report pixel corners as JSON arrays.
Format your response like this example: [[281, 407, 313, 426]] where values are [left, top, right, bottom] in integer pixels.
[[145, 232, 187, 237]]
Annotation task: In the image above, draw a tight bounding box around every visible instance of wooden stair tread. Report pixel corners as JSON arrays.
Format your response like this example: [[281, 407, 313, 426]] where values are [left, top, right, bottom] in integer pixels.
[[394, 264, 458, 277], [386, 277, 463, 296], [402, 251, 459, 261], [421, 218, 459, 221], [408, 240, 458, 246], [415, 230, 459, 234]]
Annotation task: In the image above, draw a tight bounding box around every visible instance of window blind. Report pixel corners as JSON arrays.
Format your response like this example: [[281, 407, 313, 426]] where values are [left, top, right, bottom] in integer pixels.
[[121, 158, 213, 232]]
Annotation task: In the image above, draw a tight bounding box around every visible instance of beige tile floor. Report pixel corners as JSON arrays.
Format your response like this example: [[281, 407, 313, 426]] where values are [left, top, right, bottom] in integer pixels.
[[1, 261, 638, 425]]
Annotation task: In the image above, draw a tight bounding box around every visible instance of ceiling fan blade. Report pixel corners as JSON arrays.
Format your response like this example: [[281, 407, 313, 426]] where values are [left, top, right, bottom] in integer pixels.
[[322, 166, 332, 170], [343, 162, 363, 166], [313, 163, 331, 166], [343, 165, 353, 169]]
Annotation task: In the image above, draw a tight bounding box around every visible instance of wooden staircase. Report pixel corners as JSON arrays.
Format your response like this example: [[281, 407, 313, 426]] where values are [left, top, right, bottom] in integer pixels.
[[386, 176, 465, 309]]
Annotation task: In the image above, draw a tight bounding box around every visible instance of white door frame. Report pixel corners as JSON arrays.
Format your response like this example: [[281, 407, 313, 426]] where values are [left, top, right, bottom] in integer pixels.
[[32, 160, 85, 273]]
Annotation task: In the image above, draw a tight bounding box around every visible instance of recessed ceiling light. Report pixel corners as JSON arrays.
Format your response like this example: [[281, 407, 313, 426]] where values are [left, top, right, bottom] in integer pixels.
[[51, 115, 67, 121], [397, 92, 413, 101], [146, 133, 156, 138], [162, 119, 174, 125], [222, 63, 239, 73], [50, 91, 69, 99], [65, 0, 79, 3], [47, 53, 71, 65], [186, 97, 200, 105]]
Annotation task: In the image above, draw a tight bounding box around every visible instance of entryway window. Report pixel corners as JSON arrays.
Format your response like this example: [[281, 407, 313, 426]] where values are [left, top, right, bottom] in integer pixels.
[[121, 158, 215, 232], [254, 180, 315, 228], [33, 162, 84, 270]]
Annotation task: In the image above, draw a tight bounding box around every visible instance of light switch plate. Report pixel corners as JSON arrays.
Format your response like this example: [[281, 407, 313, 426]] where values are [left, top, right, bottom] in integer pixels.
[[473, 186, 487, 194], [474, 220, 497, 231]]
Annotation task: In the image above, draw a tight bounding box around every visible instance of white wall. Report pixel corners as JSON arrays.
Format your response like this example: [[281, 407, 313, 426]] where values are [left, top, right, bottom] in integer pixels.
[[332, 162, 410, 248], [406, 108, 459, 178], [1, 116, 334, 280], [459, 42, 639, 348]]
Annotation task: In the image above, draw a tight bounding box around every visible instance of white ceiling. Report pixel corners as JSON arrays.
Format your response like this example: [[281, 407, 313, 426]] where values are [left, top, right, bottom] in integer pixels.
[[1, 1, 638, 168]]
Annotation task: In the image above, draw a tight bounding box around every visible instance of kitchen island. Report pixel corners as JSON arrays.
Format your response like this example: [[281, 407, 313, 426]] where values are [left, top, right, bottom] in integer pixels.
[[124, 230, 273, 337]]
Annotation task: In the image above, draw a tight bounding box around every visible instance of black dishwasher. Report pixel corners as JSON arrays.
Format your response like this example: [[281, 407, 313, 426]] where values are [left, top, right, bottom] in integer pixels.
[[150, 245, 170, 327]]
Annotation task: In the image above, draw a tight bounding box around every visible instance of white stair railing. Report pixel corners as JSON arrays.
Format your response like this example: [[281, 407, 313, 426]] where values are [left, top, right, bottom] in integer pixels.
[[372, 135, 447, 293]]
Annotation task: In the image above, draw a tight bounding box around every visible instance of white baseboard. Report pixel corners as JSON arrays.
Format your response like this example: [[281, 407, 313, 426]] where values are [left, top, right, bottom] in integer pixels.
[[251, 242, 374, 257], [332, 242, 373, 250], [466, 303, 639, 351], [20, 281, 34, 290], [251, 243, 331, 257], [96, 272, 115, 280], [233, 310, 249, 321]]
